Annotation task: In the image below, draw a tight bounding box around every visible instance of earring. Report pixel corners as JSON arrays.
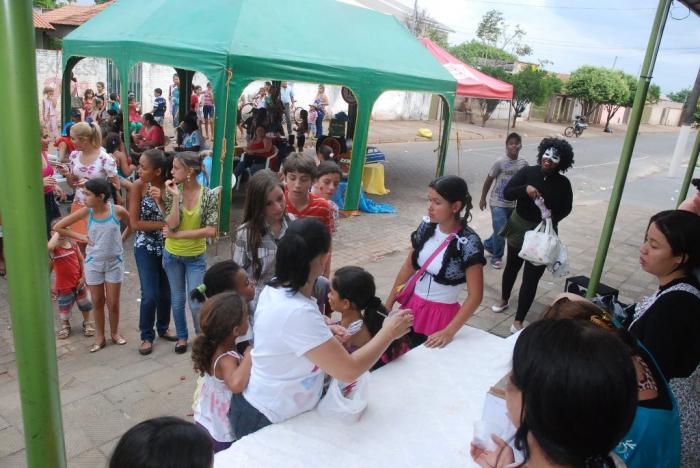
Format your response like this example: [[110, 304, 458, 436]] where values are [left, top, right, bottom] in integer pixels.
[[187, 174, 191, 183]]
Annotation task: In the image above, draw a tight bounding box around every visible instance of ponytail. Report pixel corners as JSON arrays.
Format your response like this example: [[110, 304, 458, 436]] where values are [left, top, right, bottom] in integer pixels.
[[190, 261, 242, 303], [70, 121, 103, 149], [271, 218, 330, 293], [89, 121, 102, 148]]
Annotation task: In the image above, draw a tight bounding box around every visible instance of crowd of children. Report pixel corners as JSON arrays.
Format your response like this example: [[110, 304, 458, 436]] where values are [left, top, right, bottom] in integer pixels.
[[17, 77, 699, 465]]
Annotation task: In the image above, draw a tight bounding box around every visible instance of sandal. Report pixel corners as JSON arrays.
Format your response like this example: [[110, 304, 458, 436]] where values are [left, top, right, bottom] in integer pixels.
[[111, 334, 127, 345], [56, 323, 72, 340], [138, 341, 153, 356], [82, 321, 96, 337], [89, 339, 106, 353]]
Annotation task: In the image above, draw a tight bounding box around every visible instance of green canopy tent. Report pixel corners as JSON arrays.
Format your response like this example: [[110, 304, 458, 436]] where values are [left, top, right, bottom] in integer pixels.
[[61, 0, 457, 230]]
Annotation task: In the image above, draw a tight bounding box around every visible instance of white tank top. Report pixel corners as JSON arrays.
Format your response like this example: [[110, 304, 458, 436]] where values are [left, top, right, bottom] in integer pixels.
[[194, 350, 241, 443]]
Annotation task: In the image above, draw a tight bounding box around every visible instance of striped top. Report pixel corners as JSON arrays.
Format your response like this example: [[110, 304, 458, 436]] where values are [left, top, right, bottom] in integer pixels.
[[285, 191, 333, 236]]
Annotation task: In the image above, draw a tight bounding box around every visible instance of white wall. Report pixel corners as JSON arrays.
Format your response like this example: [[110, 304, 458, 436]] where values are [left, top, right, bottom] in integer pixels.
[[36, 49, 107, 112], [36, 51, 442, 123]]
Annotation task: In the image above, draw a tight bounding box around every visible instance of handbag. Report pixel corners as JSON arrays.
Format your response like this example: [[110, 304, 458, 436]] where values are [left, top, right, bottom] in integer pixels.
[[317, 372, 370, 424], [395, 226, 459, 306], [547, 243, 570, 278], [518, 217, 560, 266]]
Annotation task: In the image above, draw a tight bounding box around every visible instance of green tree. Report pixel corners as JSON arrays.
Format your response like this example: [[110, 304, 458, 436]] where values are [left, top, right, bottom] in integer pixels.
[[507, 67, 560, 128], [668, 88, 691, 104], [476, 65, 509, 126], [475, 9, 531, 57], [449, 40, 515, 67], [601, 71, 634, 132], [476, 10, 504, 46], [564, 65, 622, 120], [647, 83, 661, 104], [94, 0, 112, 3], [33, 0, 75, 8]]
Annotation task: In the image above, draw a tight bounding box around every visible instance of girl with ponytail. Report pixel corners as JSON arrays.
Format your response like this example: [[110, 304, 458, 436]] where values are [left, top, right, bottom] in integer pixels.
[[192, 292, 252, 452], [329, 266, 410, 368], [58, 121, 119, 250], [386, 175, 485, 349]]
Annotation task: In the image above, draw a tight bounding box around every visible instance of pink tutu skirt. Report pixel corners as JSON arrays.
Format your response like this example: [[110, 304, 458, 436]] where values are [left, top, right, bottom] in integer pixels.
[[402, 294, 460, 336]]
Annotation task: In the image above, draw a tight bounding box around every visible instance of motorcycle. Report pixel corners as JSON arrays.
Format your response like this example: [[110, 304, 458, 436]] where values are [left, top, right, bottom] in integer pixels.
[[564, 115, 588, 138]]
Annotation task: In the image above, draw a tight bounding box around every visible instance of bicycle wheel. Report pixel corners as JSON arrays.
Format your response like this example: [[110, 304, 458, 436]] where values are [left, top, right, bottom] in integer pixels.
[[240, 103, 254, 121], [564, 126, 574, 138], [294, 106, 304, 123]]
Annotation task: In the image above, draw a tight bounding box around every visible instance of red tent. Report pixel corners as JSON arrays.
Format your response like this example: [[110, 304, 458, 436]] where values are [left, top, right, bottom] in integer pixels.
[[419, 37, 513, 100]]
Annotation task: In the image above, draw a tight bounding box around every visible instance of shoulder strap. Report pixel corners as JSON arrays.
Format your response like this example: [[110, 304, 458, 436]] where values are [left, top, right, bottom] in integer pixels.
[[405, 226, 460, 291], [212, 350, 241, 374]]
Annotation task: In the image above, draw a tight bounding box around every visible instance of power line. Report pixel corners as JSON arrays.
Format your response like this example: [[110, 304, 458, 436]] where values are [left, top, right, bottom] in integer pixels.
[[461, 0, 657, 11]]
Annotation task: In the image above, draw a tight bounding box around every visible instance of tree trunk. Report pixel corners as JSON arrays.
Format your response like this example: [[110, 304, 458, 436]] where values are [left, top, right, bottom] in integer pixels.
[[603, 105, 620, 132]]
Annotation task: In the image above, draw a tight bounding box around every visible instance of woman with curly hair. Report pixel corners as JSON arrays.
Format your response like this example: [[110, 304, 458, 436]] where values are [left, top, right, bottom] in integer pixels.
[[491, 137, 574, 332]]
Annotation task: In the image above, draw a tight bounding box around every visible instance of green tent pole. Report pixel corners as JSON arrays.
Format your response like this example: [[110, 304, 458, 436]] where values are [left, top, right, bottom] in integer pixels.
[[118, 62, 131, 155], [676, 130, 700, 208], [0, 1, 67, 466], [586, 0, 672, 299], [344, 92, 377, 211], [436, 95, 454, 176]]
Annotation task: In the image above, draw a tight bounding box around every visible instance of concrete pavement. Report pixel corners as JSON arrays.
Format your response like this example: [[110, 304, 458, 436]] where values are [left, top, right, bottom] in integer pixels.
[[0, 128, 686, 467]]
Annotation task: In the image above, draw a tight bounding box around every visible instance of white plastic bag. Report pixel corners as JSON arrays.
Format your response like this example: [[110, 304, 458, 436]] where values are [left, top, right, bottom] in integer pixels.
[[518, 218, 560, 266], [317, 372, 370, 424], [547, 243, 570, 278]]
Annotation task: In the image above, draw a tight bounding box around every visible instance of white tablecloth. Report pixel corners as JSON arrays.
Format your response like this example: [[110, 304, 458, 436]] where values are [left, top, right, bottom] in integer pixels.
[[215, 326, 518, 468]]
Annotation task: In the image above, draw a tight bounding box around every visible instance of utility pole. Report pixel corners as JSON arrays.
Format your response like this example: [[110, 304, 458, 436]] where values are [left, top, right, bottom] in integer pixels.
[[413, 0, 419, 34], [668, 66, 700, 177]]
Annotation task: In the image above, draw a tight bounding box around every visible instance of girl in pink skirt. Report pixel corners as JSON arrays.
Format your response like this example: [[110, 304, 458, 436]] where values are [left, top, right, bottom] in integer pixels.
[[386, 175, 485, 348]]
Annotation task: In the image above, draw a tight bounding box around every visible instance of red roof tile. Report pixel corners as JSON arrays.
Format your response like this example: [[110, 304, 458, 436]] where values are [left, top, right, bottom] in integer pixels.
[[40, 2, 114, 27], [33, 10, 54, 30]]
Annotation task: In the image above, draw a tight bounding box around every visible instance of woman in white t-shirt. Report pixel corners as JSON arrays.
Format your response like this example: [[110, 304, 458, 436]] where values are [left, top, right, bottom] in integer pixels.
[[229, 218, 413, 437]]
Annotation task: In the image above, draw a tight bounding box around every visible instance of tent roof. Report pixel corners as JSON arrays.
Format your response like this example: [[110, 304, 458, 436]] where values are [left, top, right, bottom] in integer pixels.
[[419, 37, 513, 100], [63, 0, 456, 98]]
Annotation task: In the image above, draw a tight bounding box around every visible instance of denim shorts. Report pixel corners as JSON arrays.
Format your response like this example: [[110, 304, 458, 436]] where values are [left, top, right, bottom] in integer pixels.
[[84, 255, 124, 285], [203, 105, 215, 119]]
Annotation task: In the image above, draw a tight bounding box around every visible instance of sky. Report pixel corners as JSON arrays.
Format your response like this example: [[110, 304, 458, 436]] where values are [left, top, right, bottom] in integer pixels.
[[398, 0, 700, 95], [74, 0, 699, 95]]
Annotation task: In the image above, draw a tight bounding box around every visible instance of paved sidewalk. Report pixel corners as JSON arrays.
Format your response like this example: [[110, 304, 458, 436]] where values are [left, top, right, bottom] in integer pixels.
[[367, 118, 679, 144], [0, 137, 663, 467]]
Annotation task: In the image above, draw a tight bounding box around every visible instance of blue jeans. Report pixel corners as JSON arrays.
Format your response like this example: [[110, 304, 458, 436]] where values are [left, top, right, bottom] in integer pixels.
[[135, 246, 171, 342], [162, 250, 207, 340], [228, 393, 272, 439], [483, 206, 513, 260], [316, 110, 325, 137]]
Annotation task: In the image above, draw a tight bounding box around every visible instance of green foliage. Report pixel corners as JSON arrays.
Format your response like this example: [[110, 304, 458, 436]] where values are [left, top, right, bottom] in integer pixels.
[[424, 28, 449, 50], [33, 0, 75, 7], [94, 0, 112, 3], [476, 10, 504, 46], [448, 40, 515, 67], [668, 88, 691, 104], [565, 66, 626, 119], [647, 84, 661, 104], [506, 67, 560, 127]]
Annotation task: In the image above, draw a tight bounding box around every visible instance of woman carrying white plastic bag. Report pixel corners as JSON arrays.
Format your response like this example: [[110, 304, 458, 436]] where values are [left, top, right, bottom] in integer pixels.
[[492, 138, 574, 333]]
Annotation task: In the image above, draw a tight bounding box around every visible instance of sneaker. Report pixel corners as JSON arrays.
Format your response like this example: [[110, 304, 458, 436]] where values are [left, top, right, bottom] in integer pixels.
[[490, 258, 503, 269], [491, 302, 509, 313]]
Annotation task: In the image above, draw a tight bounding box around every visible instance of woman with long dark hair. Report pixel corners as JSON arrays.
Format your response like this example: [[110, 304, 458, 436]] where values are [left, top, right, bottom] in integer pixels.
[[232, 170, 288, 316], [471, 319, 638, 468], [386, 175, 485, 348], [228, 218, 413, 438]]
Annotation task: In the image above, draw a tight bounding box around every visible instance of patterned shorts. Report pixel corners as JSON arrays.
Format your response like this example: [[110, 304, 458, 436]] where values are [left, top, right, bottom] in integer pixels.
[[56, 286, 92, 321]]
